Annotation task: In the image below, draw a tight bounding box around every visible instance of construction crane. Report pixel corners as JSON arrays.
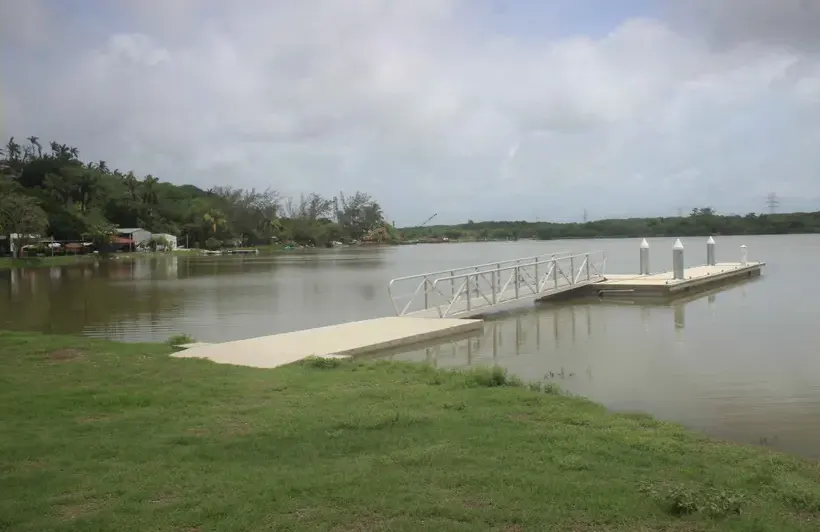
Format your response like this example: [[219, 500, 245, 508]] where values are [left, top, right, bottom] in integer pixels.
[[398, 213, 437, 243], [417, 213, 437, 227]]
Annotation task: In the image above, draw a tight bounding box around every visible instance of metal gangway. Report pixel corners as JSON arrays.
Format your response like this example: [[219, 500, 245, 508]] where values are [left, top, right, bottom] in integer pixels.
[[388, 250, 607, 318]]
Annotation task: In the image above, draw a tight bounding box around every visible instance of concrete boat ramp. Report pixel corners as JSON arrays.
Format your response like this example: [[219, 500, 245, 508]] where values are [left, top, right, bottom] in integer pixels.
[[175, 239, 764, 369]]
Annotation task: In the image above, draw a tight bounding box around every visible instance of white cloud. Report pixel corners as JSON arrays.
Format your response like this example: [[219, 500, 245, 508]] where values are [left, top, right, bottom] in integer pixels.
[[2, 0, 820, 223]]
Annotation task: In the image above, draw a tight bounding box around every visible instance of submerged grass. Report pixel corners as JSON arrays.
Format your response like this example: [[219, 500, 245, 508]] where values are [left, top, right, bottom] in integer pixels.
[[1, 330, 819, 531]]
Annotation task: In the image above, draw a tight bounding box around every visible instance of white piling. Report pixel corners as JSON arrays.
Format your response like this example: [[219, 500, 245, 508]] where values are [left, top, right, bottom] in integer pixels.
[[672, 239, 685, 280], [740, 244, 747, 266], [639, 238, 650, 275], [706, 236, 716, 266]]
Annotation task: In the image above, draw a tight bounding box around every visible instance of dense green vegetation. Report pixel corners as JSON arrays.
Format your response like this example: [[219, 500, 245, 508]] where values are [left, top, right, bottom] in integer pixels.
[[2, 330, 820, 531], [401, 207, 820, 241], [0, 136, 394, 256]]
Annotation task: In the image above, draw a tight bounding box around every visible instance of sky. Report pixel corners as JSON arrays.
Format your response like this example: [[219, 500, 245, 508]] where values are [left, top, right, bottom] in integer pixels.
[[2, 0, 820, 225]]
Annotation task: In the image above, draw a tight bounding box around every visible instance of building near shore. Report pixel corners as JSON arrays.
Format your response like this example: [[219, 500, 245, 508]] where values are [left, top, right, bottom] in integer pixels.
[[151, 233, 178, 250], [116, 228, 151, 249]]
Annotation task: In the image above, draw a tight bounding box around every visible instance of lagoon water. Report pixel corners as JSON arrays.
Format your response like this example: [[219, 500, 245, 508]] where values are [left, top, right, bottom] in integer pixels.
[[2, 234, 819, 458]]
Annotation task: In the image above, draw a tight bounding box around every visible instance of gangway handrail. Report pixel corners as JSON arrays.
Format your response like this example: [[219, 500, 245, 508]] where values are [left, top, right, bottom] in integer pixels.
[[426, 250, 606, 318], [388, 250, 573, 284], [387, 250, 573, 316]]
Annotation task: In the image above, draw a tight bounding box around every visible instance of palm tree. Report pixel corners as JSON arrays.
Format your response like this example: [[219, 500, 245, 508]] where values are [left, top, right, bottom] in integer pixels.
[[76, 170, 99, 213], [123, 171, 139, 201], [50, 142, 72, 160], [5, 137, 21, 162], [141, 174, 159, 205], [203, 209, 227, 235], [27, 136, 42, 158]]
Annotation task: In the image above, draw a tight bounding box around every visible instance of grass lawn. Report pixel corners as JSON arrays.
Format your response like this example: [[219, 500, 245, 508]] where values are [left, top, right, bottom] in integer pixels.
[[0, 250, 201, 270], [0, 255, 98, 270], [2, 330, 819, 531]]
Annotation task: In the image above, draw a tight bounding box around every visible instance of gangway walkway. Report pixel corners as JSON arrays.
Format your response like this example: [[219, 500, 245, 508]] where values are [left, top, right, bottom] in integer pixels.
[[388, 250, 607, 318]]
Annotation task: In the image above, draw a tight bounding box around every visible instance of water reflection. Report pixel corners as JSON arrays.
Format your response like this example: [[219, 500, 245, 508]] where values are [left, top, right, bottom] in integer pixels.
[[381, 282, 820, 460], [0, 250, 393, 342]]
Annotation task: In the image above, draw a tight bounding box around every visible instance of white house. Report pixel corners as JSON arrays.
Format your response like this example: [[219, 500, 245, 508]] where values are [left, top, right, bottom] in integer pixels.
[[117, 228, 152, 247], [151, 233, 178, 250]]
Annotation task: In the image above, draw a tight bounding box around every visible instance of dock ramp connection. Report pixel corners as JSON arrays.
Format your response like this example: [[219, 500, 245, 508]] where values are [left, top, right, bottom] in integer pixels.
[[388, 250, 607, 318]]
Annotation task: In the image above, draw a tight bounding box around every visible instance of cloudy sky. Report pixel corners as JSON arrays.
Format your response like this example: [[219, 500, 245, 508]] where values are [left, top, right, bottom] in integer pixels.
[[2, 0, 820, 224]]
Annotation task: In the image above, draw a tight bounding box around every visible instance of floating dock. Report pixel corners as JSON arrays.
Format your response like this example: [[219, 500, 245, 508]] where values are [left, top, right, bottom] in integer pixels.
[[173, 317, 483, 369], [173, 239, 765, 370], [586, 262, 764, 297]]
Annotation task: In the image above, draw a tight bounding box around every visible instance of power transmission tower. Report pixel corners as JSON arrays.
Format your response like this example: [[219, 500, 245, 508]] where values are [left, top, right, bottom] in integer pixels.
[[765, 193, 780, 214], [582, 209, 588, 223], [676, 207, 683, 217]]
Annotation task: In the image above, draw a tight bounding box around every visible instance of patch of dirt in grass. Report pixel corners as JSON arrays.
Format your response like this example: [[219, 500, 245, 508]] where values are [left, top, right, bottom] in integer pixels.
[[76, 415, 109, 423], [458, 496, 493, 509], [330, 515, 390, 531], [46, 348, 83, 362], [149, 493, 178, 506], [221, 420, 254, 437], [57, 500, 99, 521]]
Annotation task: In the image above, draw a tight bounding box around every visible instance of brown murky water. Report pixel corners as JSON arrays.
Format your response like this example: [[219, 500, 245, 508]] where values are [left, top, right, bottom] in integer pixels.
[[2, 234, 818, 458]]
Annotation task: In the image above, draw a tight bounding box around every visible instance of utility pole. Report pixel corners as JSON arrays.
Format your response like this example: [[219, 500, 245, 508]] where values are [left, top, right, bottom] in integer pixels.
[[765, 193, 780, 214]]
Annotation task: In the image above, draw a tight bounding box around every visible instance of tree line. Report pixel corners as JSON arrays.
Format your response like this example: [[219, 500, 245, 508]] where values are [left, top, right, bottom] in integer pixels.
[[0, 136, 393, 256], [401, 207, 820, 241]]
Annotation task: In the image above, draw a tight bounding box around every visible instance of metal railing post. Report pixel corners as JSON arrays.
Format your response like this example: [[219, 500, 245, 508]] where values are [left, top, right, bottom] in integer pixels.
[[570, 256, 575, 285], [585, 253, 590, 280], [450, 271, 455, 299], [492, 265, 498, 304], [514, 263, 520, 298], [424, 278, 429, 309], [466, 275, 472, 311], [553, 256, 559, 289], [534, 257, 539, 293]]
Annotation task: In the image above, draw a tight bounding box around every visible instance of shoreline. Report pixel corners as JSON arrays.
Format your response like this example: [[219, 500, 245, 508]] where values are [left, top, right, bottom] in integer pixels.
[[2, 330, 819, 530], [3, 231, 813, 270]]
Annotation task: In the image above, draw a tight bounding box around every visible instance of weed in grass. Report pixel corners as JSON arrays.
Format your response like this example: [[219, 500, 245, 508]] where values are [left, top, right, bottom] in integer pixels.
[[301, 356, 345, 369], [165, 333, 195, 346], [639, 481, 745, 517], [463, 366, 522, 388]]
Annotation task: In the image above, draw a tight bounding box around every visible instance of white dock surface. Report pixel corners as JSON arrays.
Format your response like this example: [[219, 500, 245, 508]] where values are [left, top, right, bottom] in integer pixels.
[[172, 317, 483, 369], [595, 262, 762, 285]]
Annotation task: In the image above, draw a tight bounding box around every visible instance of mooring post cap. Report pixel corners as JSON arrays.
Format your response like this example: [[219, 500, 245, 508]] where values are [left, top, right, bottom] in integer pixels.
[[640, 238, 649, 249], [707, 236, 715, 244], [673, 239, 684, 250]]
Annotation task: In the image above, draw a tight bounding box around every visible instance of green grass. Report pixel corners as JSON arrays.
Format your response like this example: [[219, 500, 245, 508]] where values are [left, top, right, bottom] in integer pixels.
[[0, 250, 200, 270], [0, 255, 98, 269], [1, 330, 819, 531]]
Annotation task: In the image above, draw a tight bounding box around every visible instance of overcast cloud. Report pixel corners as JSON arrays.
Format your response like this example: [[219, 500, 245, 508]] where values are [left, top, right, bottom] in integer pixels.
[[2, 0, 820, 224]]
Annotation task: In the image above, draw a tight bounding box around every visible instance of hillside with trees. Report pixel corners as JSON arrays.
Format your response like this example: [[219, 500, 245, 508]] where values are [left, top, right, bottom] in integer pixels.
[[0, 136, 392, 255], [400, 207, 820, 242]]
